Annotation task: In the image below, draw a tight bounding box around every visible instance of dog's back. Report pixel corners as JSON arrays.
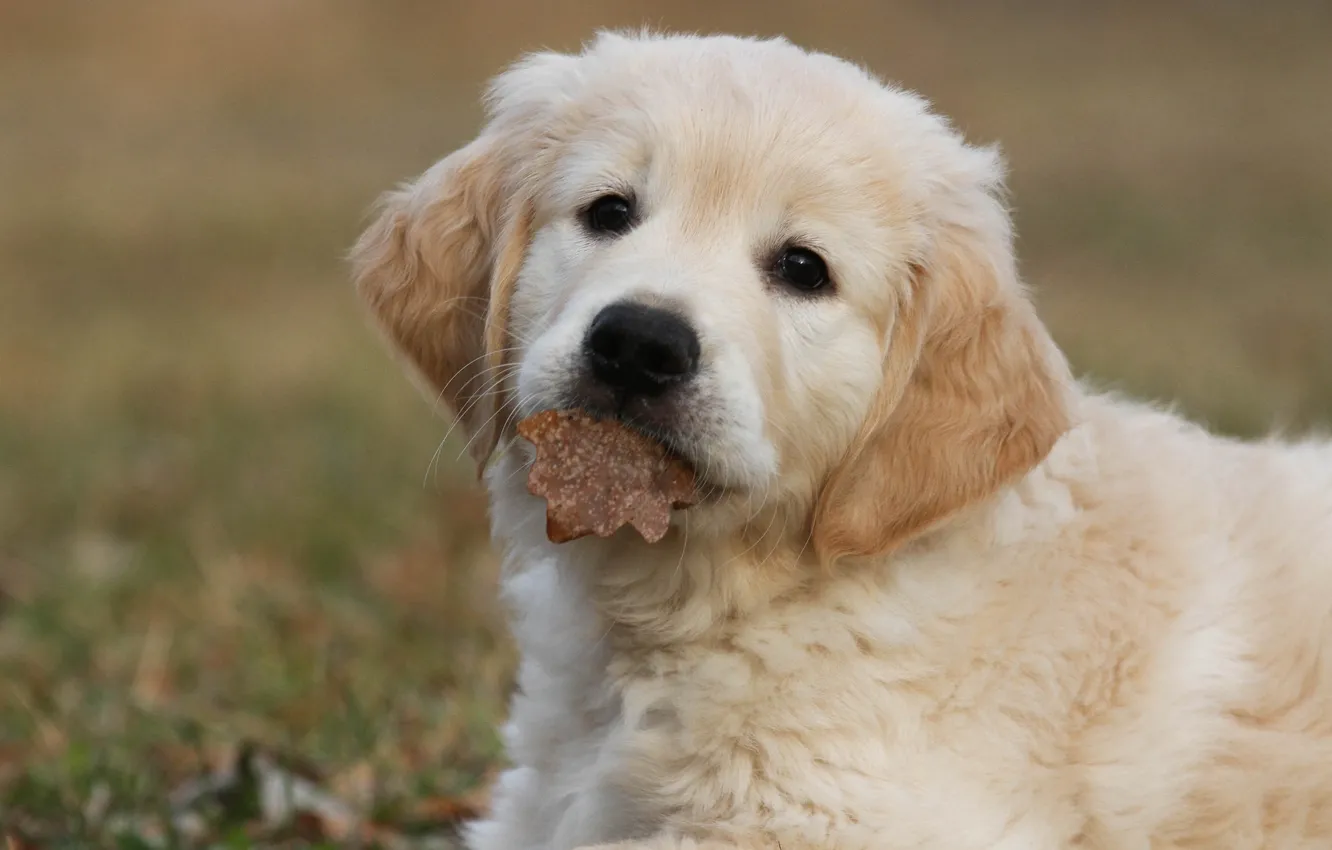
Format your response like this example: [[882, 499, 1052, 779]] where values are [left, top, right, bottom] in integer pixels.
[[1067, 397, 1332, 846]]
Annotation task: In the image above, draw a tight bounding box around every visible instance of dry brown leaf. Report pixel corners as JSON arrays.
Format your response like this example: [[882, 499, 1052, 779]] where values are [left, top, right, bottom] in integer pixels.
[[518, 410, 696, 544]]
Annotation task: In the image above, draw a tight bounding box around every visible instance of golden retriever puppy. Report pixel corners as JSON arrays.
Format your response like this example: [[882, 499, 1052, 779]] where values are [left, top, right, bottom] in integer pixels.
[[351, 30, 1332, 850]]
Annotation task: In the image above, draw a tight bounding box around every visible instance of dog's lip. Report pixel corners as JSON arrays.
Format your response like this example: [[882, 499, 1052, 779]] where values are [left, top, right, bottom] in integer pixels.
[[572, 405, 694, 466]]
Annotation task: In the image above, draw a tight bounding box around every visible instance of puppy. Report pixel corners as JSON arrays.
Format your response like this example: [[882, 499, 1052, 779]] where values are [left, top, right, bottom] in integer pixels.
[[351, 31, 1332, 850]]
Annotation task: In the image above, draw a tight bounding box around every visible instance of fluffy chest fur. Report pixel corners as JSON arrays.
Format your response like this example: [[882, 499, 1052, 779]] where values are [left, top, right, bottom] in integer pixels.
[[465, 404, 1332, 850]]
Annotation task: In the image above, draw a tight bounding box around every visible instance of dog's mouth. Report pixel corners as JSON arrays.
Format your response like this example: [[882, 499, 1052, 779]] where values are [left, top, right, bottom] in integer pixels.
[[609, 415, 739, 504], [574, 402, 693, 467], [523, 394, 729, 503], [593, 410, 735, 507]]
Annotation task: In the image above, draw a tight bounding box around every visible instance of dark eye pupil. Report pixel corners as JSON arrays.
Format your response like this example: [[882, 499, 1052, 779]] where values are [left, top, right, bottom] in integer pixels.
[[586, 195, 634, 235], [777, 248, 829, 291]]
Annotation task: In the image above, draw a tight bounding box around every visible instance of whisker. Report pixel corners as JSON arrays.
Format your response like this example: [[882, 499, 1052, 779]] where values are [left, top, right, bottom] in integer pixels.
[[458, 390, 539, 463], [451, 362, 524, 420], [724, 483, 780, 568], [430, 345, 527, 412], [424, 364, 525, 486], [495, 389, 541, 445], [671, 509, 690, 606]]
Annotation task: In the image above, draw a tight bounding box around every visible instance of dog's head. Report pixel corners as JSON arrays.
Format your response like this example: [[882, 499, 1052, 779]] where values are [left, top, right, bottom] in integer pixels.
[[351, 31, 1073, 563]]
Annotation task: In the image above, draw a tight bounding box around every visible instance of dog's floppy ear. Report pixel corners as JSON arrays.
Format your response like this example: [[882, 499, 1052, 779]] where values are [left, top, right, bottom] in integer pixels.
[[349, 52, 574, 471], [813, 148, 1073, 563]]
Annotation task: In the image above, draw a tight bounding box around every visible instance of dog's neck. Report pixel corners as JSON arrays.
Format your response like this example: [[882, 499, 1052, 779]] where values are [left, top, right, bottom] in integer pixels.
[[576, 506, 818, 648], [484, 408, 1102, 655], [483, 440, 1041, 652]]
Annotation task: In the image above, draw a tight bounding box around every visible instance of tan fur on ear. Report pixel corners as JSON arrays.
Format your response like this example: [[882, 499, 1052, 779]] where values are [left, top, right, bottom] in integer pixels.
[[813, 199, 1073, 564], [349, 134, 531, 471], [348, 50, 575, 473]]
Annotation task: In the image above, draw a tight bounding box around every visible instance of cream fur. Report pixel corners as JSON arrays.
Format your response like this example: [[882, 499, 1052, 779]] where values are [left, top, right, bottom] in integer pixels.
[[352, 31, 1332, 850]]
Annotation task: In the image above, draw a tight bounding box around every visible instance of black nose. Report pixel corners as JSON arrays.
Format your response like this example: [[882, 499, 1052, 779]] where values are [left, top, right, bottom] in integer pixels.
[[584, 303, 701, 397]]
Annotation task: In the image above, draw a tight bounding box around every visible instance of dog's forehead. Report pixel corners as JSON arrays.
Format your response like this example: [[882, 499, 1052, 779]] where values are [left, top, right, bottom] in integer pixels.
[[579, 41, 885, 160], [541, 38, 926, 227]]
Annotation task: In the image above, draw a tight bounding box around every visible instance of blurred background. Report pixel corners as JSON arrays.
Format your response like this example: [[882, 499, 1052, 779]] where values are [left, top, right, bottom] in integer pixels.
[[2, 0, 1329, 842]]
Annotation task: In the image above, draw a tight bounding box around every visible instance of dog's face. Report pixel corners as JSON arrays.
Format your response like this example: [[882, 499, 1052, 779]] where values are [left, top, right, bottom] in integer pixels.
[[507, 37, 930, 505], [353, 32, 1073, 561]]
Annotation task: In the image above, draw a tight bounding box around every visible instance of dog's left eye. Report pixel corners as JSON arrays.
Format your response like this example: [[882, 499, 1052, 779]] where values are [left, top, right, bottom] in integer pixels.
[[774, 247, 830, 293], [584, 194, 636, 236]]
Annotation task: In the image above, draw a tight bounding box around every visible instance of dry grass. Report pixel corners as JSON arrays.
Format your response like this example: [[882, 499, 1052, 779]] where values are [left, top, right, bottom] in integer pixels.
[[1, 1, 1330, 844]]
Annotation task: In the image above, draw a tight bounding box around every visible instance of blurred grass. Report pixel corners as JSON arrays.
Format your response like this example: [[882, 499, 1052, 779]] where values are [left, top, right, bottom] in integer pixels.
[[1, 0, 1330, 843]]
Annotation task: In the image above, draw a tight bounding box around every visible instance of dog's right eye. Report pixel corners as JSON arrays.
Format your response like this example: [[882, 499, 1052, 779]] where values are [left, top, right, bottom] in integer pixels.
[[774, 246, 831, 293], [584, 194, 636, 236]]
